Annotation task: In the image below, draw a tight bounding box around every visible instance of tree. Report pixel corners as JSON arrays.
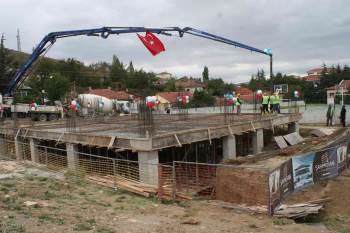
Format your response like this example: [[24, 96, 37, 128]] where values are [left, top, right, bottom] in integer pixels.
[[127, 61, 135, 73], [0, 34, 14, 93], [207, 78, 225, 96], [163, 79, 176, 91], [191, 89, 215, 107], [110, 55, 127, 87], [44, 74, 70, 102], [202, 66, 209, 82]]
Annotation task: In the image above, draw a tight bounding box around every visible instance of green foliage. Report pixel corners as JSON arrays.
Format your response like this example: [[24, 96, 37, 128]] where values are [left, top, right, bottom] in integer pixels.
[[73, 223, 92, 231], [190, 90, 215, 107], [202, 66, 209, 82], [246, 65, 350, 104], [207, 78, 225, 96], [248, 69, 270, 91], [110, 55, 127, 86], [26, 73, 69, 103], [0, 35, 15, 93], [272, 217, 294, 225], [206, 78, 235, 97], [163, 79, 177, 91]]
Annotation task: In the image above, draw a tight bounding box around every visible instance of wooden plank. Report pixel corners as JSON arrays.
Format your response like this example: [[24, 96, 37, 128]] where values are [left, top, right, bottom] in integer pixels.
[[274, 202, 324, 218], [274, 136, 288, 149]]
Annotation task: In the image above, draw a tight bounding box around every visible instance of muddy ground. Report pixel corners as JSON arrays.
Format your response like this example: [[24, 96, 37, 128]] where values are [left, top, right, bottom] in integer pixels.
[[0, 160, 346, 233]]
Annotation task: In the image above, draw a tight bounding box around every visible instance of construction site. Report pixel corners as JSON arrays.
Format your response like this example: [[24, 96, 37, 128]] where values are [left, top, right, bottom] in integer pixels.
[[1, 25, 350, 232]]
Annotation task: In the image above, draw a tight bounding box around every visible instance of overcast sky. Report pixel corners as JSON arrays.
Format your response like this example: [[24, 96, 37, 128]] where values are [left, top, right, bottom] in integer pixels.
[[1, 0, 350, 83]]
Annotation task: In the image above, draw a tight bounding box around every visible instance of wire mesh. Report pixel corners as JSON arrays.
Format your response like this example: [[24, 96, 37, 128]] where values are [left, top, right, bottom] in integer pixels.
[[0, 139, 16, 160], [157, 164, 174, 200]]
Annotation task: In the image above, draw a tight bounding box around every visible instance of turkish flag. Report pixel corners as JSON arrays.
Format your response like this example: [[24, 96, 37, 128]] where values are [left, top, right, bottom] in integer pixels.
[[137, 32, 165, 56]]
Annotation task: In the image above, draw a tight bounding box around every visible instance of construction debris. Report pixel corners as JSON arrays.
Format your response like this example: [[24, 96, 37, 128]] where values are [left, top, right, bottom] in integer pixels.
[[283, 132, 304, 145], [273, 198, 330, 218], [310, 128, 336, 137], [87, 175, 157, 197], [274, 136, 288, 149]]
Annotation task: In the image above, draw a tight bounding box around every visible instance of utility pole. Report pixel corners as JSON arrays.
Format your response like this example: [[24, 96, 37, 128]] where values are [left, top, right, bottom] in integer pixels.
[[16, 29, 21, 52], [270, 55, 273, 79]]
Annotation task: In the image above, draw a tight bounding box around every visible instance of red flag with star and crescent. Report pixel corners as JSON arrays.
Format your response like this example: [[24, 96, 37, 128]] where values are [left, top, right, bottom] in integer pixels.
[[137, 31, 165, 56]]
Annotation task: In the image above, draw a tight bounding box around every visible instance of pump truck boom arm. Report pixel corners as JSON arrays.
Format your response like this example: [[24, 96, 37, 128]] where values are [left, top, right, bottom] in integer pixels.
[[4, 26, 271, 97]]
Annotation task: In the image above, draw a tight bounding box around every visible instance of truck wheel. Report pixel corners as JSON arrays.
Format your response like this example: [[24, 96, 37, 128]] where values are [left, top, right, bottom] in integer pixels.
[[48, 114, 58, 121], [38, 114, 48, 122]]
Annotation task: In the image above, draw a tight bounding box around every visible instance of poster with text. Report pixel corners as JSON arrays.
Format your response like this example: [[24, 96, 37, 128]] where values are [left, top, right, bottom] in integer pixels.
[[292, 152, 315, 190], [313, 148, 338, 183], [279, 159, 294, 201], [337, 144, 347, 174], [269, 167, 281, 211]]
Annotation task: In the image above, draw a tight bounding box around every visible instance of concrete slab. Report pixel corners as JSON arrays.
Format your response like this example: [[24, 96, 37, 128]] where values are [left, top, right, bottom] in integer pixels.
[[0, 113, 302, 151]]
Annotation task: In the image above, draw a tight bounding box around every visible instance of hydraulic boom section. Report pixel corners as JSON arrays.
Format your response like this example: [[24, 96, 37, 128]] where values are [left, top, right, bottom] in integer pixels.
[[4, 26, 272, 97]]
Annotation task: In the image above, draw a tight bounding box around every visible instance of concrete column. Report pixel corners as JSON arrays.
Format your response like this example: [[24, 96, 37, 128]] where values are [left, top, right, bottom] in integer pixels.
[[288, 122, 300, 134], [66, 143, 79, 171], [222, 135, 236, 160], [252, 129, 264, 154], [29, 138, 40, 163], [14, 138, 23, 161], [138, 151, 159, 186]]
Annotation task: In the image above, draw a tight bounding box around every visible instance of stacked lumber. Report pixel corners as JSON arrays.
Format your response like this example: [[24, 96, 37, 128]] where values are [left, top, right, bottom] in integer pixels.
[[273, 199, 330, 218], [158, 185, 192, 200], [87, 174, 157, 197]]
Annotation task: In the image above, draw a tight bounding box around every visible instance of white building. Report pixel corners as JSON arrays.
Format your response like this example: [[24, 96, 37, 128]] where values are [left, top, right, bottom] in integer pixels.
[[326, 80, 350, 105]]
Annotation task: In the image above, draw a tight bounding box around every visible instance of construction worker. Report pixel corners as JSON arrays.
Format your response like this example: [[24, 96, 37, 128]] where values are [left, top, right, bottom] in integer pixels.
[[340, 105, 346, 127], [326, 104, 333, 126], [262, 92, 269, 114], [273, 92, 281, 114], [236, 93, 241, 114]]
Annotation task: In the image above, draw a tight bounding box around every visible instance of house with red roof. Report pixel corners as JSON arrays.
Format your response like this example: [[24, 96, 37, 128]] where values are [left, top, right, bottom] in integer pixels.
[[156, 91, 193, 110], [86, 88, 139, 103], [302, 67, 334, 87], [326, 80, 350, 105], [234, 86, 254, 103]]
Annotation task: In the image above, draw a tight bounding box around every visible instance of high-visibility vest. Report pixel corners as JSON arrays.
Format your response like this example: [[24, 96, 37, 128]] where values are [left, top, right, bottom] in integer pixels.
[[262, 95, 269, 104], [268, 95, 274, 104], [273, 95, 280, 104], [236, 97, 241, 106]]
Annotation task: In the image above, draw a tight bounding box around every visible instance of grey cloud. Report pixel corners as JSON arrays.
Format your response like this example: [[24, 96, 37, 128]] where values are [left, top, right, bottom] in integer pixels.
[[1, 0, 350, 83]]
